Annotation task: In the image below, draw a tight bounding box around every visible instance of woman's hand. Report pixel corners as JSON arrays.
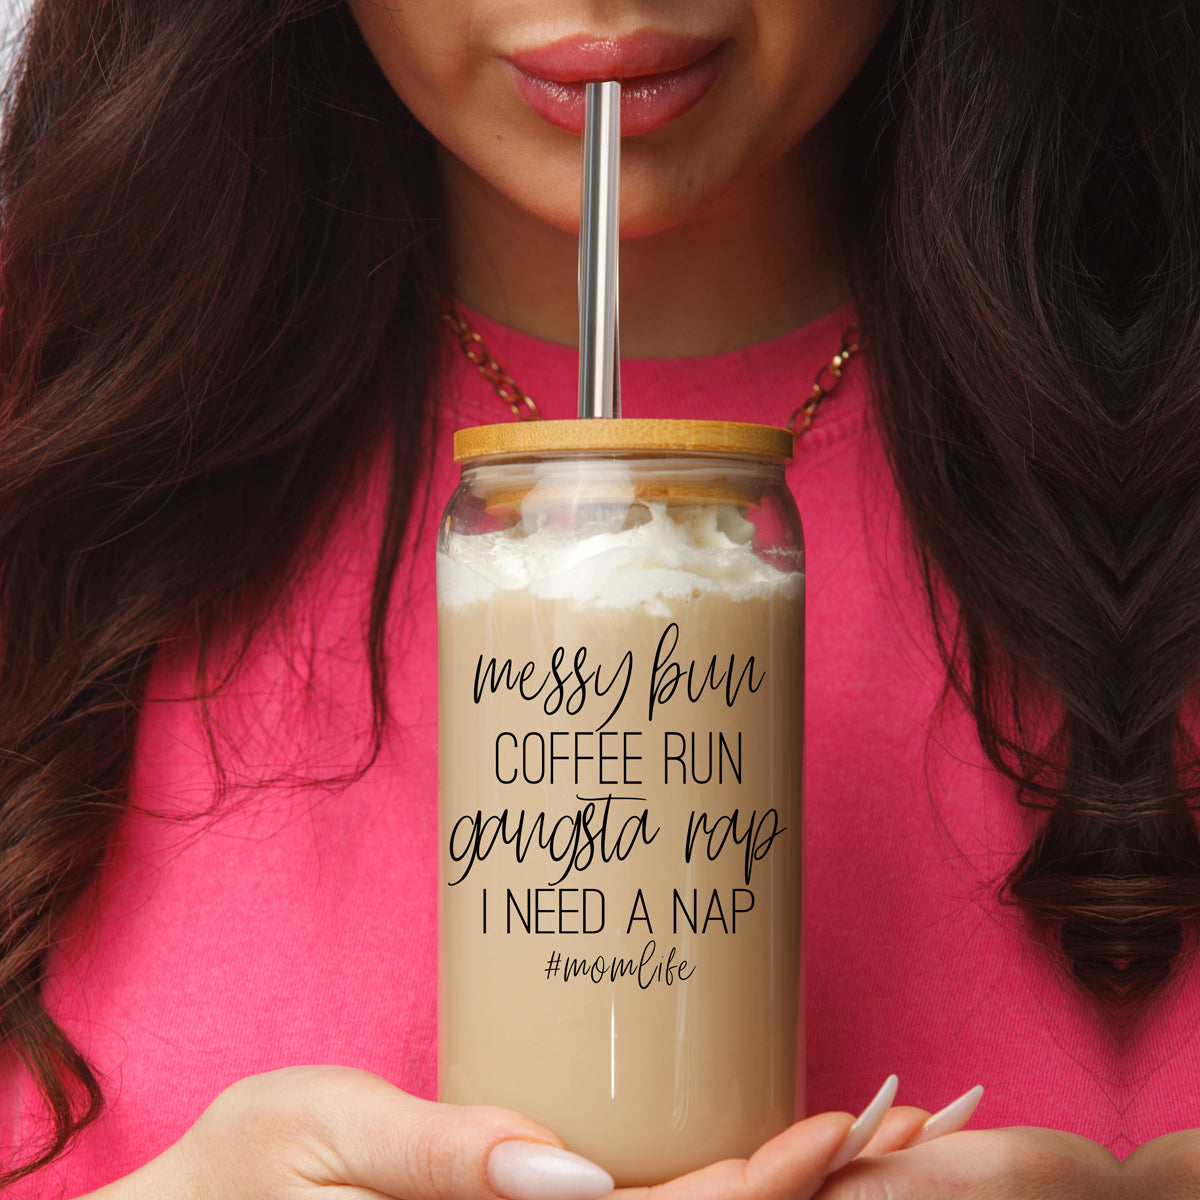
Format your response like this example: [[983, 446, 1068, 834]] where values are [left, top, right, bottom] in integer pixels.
[[615, 1076, 935, 1200], [1124, 1129, 1200, 1200], [86, 1065, 599, 1200], [81, 1067, 937, 1200], [811, 1126, 1123, 1200]]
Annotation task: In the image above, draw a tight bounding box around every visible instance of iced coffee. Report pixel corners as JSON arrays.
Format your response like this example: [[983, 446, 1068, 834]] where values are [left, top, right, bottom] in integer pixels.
[[437, 419, 804, 1186]]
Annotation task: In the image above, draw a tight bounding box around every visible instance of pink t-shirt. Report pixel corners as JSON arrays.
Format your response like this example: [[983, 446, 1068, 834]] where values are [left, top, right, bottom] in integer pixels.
[[4, 302, 1194, 1194]]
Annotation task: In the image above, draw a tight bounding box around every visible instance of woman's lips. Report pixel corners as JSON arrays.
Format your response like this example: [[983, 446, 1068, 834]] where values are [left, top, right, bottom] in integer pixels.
[[507, 34, 728, 136]]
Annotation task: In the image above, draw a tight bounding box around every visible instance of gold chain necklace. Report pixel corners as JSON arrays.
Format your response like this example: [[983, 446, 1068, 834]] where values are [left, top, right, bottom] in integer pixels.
[[442, 305, 862, 439]]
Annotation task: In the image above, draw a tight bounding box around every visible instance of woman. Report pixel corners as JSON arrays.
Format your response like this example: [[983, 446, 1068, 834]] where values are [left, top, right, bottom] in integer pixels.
[[0, 0, 1189, 1194]]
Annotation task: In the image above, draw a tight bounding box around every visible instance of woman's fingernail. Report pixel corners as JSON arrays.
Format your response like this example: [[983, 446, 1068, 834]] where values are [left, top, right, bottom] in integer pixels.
[[906, 1084, 985, 1147], [488, 1141, 615, 1200], [827, 1074, 899, 1172]]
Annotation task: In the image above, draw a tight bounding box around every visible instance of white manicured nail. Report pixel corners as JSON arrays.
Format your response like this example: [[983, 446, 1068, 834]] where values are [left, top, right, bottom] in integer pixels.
[[906, 1084, 984, 1146], [488, 1141, 615, 1200], [827, 1074, 899, 1172]]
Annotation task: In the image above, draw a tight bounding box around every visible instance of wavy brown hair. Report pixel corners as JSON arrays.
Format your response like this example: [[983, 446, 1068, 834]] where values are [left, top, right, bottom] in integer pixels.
[[0, 0, 1194, 1185], [851, 0, 1200, 1006], [0, 0, 439, 1181]]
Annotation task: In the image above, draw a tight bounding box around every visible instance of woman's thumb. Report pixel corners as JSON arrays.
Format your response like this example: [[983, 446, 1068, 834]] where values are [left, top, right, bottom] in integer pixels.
[[299, 1069, 614, 1200]]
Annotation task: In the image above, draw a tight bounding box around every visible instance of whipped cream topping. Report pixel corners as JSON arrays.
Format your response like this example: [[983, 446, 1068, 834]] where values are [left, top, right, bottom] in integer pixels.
[[438, 502, 802, 611]]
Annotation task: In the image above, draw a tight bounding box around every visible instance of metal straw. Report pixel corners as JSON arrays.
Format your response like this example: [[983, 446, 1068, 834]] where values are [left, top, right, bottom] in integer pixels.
[[578, 80, 621, 419]]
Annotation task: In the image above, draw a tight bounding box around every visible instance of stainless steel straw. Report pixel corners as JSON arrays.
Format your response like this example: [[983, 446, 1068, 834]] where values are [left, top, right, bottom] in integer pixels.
[[578, 80, 621, 419]]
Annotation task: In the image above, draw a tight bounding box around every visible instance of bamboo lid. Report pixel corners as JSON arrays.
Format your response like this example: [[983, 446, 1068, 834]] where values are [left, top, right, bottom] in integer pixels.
[[453, 419, 794, 464], [483, 482, 760, 510]]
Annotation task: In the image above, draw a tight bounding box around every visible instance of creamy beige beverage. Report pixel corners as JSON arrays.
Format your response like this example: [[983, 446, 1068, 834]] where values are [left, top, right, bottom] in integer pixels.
[[438, 488, 804, 1186]]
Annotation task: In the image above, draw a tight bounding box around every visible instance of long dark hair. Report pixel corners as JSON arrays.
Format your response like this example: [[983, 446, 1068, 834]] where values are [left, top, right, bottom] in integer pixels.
[[0, 0, 439, 1181], [0, 0, 1192, 1184], [852, 0, 1200, 1007]]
